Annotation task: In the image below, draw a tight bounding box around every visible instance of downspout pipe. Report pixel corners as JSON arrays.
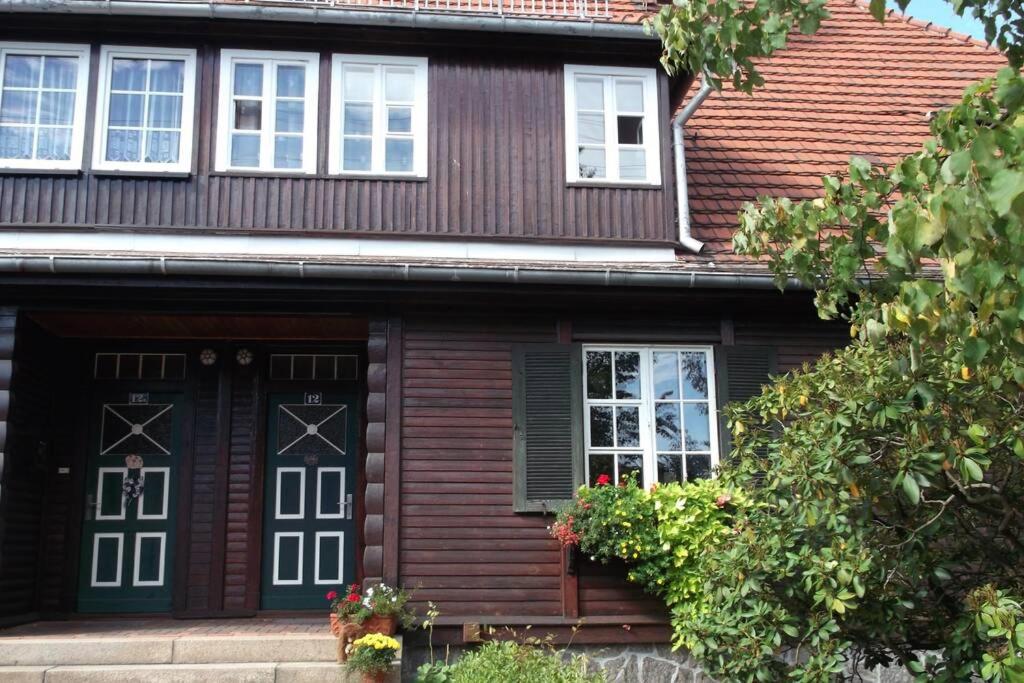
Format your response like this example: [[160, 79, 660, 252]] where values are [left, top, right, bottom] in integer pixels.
[[672, 78, 714, 253]]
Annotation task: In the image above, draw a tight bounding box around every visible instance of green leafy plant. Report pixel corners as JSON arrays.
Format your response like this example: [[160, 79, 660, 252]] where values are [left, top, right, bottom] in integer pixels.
[[328, 584, 372, 624], [447, 640, 602, 683], [346, 633, 401, 676], [363, 583, 416, 629]]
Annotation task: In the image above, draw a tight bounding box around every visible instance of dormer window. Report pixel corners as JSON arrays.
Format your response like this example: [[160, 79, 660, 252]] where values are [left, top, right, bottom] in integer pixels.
[[329, 55, 428, 177], [563, 65, 661, 186], [215, 50, 320, 174], [0, 42, 90, 171]]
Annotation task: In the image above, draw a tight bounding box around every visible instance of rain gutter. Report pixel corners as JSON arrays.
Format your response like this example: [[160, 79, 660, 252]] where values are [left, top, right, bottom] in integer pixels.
[[672, 77, 713, 253]]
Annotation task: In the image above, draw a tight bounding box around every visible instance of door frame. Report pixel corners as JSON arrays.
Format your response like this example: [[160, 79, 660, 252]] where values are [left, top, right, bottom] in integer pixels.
[[249, 344, 367, 614], [66, 341, 201, 616]]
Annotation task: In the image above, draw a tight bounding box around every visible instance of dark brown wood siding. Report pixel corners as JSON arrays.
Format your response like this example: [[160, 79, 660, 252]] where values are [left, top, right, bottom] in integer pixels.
[[0, 16, 674, 245]]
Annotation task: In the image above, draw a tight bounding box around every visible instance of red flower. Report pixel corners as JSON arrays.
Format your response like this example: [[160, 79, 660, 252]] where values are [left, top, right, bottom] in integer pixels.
[[325, 590, 338, 601], [348, 583, 360, 593], [346, 593, 360, 603], [596, 473, 611, 486], [715, 494, 732, 508]]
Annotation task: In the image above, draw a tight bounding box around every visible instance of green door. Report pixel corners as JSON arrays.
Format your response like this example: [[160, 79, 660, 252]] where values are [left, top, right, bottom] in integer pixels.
[[261, 391, 359, 609], [78, 390, 183, 612]]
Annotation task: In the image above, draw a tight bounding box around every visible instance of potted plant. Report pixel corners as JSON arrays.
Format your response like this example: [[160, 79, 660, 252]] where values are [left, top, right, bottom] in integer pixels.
[[327, 584, 371, 637], [360, 583, 415, 635], [346, 633, 400, 683]]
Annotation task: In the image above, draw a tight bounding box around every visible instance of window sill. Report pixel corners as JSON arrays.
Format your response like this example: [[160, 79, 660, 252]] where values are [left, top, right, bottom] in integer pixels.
[[90, 169, 193, 179], [566, 180, 663, 190], [0, 166, 82, 176], [210, 170, 319, 179], [326, 173, 428, 182]]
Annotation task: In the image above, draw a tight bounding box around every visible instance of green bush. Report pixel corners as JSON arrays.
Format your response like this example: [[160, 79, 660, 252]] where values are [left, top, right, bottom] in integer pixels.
[[445, 641, 602, 683]]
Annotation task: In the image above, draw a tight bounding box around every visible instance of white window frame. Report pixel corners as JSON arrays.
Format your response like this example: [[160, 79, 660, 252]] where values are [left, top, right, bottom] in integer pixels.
[[563, 65, 661, 186], [275, 467, 306, 520], [316, 466, 346, 519], [329, 54, 428, 178], [132, 531, 167, 587], [0, 42, 91, 171], [92, 45, 197, 174], [215, 49, 319, 174], [581, 345, 719, 490]]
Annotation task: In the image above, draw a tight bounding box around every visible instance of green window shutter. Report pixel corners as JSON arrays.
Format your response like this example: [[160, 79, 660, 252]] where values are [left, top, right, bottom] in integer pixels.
[[714, 345, 777, 459], [512, 343, 583, 513]]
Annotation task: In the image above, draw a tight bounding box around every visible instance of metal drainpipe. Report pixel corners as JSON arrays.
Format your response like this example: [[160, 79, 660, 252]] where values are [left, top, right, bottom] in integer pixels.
[[672, 78, 713, 253]]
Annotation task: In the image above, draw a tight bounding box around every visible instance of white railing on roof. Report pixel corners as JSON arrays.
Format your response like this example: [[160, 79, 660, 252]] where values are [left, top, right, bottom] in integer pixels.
[[242, 0, 612, 19]]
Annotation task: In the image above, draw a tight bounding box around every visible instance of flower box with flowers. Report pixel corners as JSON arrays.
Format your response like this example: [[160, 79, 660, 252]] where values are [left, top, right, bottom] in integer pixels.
[[326, 583, 415, 638], [346, 633, 400, 683]]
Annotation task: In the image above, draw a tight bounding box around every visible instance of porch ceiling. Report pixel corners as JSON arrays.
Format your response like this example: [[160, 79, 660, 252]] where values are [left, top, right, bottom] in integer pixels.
[[27, 312, 369, 340]]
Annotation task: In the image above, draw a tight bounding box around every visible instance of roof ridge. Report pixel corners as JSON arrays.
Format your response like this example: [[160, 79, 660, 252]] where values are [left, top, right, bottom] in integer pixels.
[[843, 0, 998, 53]]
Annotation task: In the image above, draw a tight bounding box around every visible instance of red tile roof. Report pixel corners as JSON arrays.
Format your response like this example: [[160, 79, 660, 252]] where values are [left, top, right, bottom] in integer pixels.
[[681, 0, 1006, 262]]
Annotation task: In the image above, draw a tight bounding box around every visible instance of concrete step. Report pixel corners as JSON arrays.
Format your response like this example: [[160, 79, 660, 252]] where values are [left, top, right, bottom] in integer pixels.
[[0, 661, 400, 682], [0, 633, 340, 666]]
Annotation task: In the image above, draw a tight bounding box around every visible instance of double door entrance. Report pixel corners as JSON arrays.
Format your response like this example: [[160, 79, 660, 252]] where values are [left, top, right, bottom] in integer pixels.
[[76, 352, 361, 614]]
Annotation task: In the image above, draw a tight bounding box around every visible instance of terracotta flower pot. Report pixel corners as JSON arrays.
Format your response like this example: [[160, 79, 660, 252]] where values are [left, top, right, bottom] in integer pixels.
[[361, 672, 388, 683], [361, 615, 397, 635], [329, 613, 341, 637]]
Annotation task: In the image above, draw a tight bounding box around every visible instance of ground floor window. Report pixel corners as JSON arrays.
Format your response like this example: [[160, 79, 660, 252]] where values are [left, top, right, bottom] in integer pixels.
[[582, 346, 719, 489]]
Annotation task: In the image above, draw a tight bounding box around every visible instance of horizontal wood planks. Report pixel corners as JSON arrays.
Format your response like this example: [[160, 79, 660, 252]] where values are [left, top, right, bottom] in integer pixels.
[[400, 319, 565, 617], [0, 17, 674, 245]]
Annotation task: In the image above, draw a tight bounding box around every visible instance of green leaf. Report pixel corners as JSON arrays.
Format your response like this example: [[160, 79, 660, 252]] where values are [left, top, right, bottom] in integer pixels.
[[989, 170, 1024, 217], [868, 0, 886, 21], [901, 475, 921, 505], [964, 337, 991, 366]]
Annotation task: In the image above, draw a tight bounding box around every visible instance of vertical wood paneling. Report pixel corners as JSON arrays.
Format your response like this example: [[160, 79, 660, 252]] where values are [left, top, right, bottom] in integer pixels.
[[224, 363, 258, 612], [0, 22, 673, 244], [186, 366, 219, 611]]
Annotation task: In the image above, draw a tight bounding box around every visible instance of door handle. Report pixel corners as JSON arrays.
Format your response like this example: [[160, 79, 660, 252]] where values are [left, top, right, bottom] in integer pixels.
[[344, 494, 353, 520]]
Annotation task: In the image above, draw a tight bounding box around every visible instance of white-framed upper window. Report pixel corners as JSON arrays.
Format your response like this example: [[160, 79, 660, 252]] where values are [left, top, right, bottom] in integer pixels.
[[582, 346, 718, 490], [329, 54, 427, 177], [215, 49, 319, 174], [0, 42, 90, 171], [564, 65, 661, 186], [93, 46, 197, 174]]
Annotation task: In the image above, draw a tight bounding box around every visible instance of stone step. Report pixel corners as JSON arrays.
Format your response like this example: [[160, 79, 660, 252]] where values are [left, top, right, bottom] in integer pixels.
[[0, 661, 399, 683], [0, 634, 341, 666]]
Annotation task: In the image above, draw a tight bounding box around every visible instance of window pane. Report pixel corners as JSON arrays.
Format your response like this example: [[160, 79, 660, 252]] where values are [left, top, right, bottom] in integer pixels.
[[615, 406, 639, 447], [149, 60, 184, 93], [385, 68, 414, 102], [234, 100, 262, 131], [275, 100, 304, 133], [36, 126, 71, 160], [617, 115, 643, 145], [576, 77, 603, 110], [617, 452, 642, 483], [653, 352, 679, 399], [680, 352, 708, 399], [576, 112, 604, 144], [108, 93, 144, 127], [655, 403, 681, 451], [145, 131, 180, 163], [686, 453, 712, 481], [588, 405, 613, 448], [106, 129, 142, 162], [230, 133, 260, 167], [274, 135, 302, 169], [585, 351, 611, 399], [38, 91, 74, 126], [342, 137, 371, 171], [614, 351, 640, 399], [343, 103, 372, 135], [387, 106, 412, 134], [111, 58, 147, 91], [43, 56, 77, 89], [344, 66, 374, 101], [578, 146, 605, 179], [0, 126, 32, 159], [683, 403, 711, 451], [615, 80, 643, 113], [619, 148, 646, 180], [147, 94, 182, 129], [0, 90, 36, 124], [277, 65, 305, 98], [3, 55, 41, 88], [233, 63, 263, 97], [658, 454, 683, 484], [385, 138, 413, 173], [588, 452, 613, 486]]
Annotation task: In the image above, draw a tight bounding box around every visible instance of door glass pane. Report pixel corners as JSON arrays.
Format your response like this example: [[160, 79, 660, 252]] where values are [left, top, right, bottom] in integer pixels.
[[614, 351, 640, 399], [43, 56, 77, 89], [277, 469, 304, 517], [274, 135, 302, 169], [93, 535, 122, 585], [277, 404, 347, 457], [4, 55, 41, 88], [317, 469, 344, 518], [614, 406, 639, 447], [585, 351, 611, 399], [230, 133, 260, 167], [655, 403, 681, 451], [140, 469, 167, 518], [657, 453, 683, 484], [680, 352, 708, 399], [233, 63, 263, 97], [653, 352, 679, 399], [135, 535, 164, 584], [588, 452, 613, 486], [343, 137, 371, 171], [149, 60, 184, 93], [588, 405, 612, 448], [99, 404, 173, 456], [577, 112, 604, 144], [276, 65, 305, 98], [575, 77, 603, 110], [110, 58, 147, 91], [578, 146, 605, 179], [617, 452, 642, 483], [385, 138, 413, 173], [619, 148, 646, 180], [686, 453, 712, 480], [683, 403, 711, 451], [316, 534, 343, 583]]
